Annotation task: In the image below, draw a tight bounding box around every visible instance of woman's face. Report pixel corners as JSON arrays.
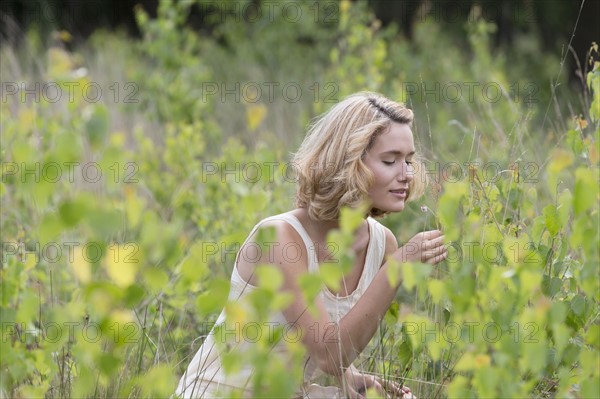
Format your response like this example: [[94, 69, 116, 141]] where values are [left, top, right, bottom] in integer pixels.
[[363, 122, 416, 213]]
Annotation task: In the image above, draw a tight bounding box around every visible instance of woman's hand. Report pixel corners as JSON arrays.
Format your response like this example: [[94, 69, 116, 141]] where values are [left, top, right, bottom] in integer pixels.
[[341, 365, 414, 399], [393, 229, 447, 265]]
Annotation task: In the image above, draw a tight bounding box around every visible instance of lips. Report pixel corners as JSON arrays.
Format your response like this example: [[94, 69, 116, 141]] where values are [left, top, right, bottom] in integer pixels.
[[390, 188, 408, 198]]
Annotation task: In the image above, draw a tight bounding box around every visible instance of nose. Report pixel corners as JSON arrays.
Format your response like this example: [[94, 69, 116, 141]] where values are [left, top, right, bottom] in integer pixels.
[[397, 161, 414, 182]]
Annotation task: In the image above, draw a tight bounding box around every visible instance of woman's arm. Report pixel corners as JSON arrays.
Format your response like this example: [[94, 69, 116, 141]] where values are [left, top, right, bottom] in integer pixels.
[[236, 220, 447, 377]]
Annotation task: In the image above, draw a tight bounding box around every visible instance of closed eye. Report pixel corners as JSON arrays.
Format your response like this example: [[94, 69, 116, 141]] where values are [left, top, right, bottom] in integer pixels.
[[382, 160, 396, 165]]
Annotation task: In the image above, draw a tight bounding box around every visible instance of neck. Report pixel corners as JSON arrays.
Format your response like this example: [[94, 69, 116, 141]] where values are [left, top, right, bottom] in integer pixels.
[[294, 208, 368, 241]]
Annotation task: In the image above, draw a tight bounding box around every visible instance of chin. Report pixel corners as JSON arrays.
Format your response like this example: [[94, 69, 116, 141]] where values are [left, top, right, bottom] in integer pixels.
[[378, 202, 406, 213]]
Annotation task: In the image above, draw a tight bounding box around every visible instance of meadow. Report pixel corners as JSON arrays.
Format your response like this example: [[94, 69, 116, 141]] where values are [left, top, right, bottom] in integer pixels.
[[1, 0, 598, 397]]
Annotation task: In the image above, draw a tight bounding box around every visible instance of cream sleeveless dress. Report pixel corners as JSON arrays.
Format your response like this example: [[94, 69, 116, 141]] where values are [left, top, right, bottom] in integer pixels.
[[175, 212, 387, 398]]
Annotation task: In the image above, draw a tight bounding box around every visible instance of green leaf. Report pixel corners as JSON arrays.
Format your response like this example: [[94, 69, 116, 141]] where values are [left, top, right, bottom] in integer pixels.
[[543, 204, 560, 236], [518, 270, 542, 298], [59, 197, 89, 227], [574, 168, 598, 215], [447, 375, 470, 399], [98, 352, 121, 377], [256, 264, 284, 291], [566, 129, 585, 154], [15, 291, 38, 324], [123, 284, 145, 306], [86, 208, 123, 237], [402, 262, 432, 290], [384, 301, 399, 325], [397, 337, 413, 366], [39, 213, 64, 245], [180, 255, 207, 282], [84, 104, 109, 149], [144, 267, 169, 293], [339, 205, 367, 234], [560, 343, 580, 365], [542, 275, 563, 297], [138, 364, 177, 398], [196, 277, 230, 316], [298, 274, 323, 316], [581, 377, 600, 399], [318, 263, 342, 291], [557, 189, 572, 226], [586, 324, 600, 348], [570, 294, 585, 316]]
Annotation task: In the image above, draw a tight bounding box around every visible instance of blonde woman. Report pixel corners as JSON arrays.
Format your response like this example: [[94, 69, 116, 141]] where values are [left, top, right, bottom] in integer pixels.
[[176, 92, 447, 398]]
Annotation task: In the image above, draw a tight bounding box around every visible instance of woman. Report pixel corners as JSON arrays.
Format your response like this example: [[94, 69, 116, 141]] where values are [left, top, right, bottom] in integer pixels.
[[176, 92, 447, 398]]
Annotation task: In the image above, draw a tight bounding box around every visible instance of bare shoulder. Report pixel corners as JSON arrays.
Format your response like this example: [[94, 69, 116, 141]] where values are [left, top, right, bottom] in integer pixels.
[[236, 216, 309, 285], [382, 225, 399, 262]]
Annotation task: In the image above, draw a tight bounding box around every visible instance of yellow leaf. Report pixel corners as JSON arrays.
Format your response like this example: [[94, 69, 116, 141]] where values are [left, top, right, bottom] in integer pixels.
[[58, 30, 72, 43], [386, 258, 400, 287], [246, 104, 267, 132], [576, 117, 588, 130], [69, 246, 91, 283], [225, 302, 248, 325], [110, 132, 126, 147], [455, 353, 476, 371], [110, 309, 134, 325], [23, 253, 37, 270], [340, 0, 351, 13], [427, 279, 445, 302], [474, 354, 491, 367], [47, 47, 74, 77], [18, 108, 36, 131], [103, 244, 139, 287], [547, 149, 574, 190]]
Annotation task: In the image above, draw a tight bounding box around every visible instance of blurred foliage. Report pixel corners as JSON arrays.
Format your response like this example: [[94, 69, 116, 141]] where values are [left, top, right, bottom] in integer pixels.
[[0, 0, 598, 398]]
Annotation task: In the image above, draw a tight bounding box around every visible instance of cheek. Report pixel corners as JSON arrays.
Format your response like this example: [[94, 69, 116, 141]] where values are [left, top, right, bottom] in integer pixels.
[[369, 165, 393, 188]]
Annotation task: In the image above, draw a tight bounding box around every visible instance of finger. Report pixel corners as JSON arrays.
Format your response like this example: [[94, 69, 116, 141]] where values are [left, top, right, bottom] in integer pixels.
[[372, 380, 391, 399], [426, 250, 448, 264], [374, 377, 405, 399], [424, 235, 445, 249], [429, 243, 448, 258], [421, 246, 445, 262], [421, 236, 446, 251], [348, 386, 365, 399], [382, 380, 405, 398], [422, 229, 443, 239]]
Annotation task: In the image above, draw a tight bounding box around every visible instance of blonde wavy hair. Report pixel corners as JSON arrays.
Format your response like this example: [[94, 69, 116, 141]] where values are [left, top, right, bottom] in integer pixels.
[[292, 91, 427, 221]]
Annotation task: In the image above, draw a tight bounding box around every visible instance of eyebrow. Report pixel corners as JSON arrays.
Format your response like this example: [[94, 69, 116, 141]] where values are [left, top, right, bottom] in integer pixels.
[[380, 150, 416, 156]]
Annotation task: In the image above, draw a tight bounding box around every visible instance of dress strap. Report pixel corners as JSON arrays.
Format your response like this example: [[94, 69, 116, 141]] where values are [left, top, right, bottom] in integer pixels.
[[233, 213, 318, 274]]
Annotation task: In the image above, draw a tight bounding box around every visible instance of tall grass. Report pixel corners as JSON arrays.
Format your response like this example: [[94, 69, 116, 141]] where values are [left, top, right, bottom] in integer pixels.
[[1, 1, 597, 398]]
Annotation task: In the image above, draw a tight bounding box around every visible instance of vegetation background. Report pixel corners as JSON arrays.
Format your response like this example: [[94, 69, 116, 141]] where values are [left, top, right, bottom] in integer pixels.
[[1, 0, 598, 398]]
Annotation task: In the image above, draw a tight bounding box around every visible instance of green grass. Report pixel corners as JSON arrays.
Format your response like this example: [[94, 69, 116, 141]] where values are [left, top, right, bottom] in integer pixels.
[[1, 0, 598, 398]]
